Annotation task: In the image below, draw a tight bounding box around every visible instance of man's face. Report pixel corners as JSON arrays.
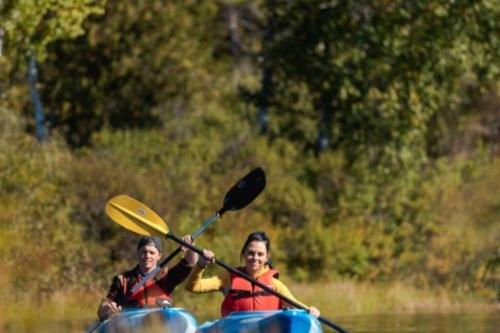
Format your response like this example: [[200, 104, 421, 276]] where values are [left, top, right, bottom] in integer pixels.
[[137, 243, 162, 274]]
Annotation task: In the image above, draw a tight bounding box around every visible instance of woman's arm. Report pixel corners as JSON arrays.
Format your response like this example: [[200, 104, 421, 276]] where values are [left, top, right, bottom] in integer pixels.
[[272, 278, 320, 317], [271, 278, 307, 308], [184, 264, 227, 292]]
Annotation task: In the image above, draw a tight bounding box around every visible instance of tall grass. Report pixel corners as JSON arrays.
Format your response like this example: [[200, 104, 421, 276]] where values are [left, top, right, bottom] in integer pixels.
[[287, 280, 496, 315], [174, 278, 496, 322], [1, 290, 99, 333]]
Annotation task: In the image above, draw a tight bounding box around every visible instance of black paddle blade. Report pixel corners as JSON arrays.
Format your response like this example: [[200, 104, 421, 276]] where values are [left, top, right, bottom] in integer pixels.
[[219, 167, 266, 215]]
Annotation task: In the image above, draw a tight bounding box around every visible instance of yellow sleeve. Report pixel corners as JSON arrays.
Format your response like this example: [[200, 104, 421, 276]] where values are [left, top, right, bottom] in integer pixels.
[[271, 278, 309, 309], [184, 264, 229, 293]]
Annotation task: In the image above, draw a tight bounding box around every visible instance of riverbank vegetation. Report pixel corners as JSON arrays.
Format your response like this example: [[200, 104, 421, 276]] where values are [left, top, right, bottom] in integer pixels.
[[1, 1, 499, 330], [1, 279, 496, 331]]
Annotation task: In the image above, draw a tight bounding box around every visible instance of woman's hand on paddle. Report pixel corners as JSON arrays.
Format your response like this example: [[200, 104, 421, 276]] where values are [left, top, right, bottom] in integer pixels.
[[308, 306, 320, 318], [197, 249, 215, 268], [181, 235, 199, 266]]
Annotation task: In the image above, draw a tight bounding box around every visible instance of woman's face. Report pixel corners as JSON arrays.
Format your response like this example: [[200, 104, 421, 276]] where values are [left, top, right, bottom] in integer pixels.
[[137, 244, 161, 274], [243, 240, 270, 275]]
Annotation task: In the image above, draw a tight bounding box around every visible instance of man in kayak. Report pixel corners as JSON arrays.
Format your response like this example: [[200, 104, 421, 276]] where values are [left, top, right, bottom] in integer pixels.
[[97, 235, 198, 320], [185, 231, 320, 317]]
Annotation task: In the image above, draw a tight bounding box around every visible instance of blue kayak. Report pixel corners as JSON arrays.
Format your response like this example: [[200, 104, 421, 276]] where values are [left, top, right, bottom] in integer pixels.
[[198, 310, 323, 333], [87, 308, 322, 333], [88, 307, 198, 333]]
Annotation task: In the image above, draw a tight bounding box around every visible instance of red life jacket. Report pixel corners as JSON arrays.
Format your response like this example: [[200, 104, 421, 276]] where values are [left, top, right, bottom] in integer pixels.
[[119, 268, 173, 307], [220, 267, 282, 317]]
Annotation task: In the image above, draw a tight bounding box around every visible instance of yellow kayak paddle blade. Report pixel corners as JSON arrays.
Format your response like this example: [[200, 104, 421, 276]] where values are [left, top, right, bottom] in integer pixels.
[[105, 195, 169, 236]]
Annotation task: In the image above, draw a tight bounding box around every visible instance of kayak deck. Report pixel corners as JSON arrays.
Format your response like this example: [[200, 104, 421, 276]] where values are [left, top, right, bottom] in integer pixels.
[[93, 307, 198, 333], [198, 309, 323, 333]]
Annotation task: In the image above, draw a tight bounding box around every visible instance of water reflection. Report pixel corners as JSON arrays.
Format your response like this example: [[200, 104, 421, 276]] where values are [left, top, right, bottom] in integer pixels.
[[3, 312, 498, 333], [336, 313, 499, 333]]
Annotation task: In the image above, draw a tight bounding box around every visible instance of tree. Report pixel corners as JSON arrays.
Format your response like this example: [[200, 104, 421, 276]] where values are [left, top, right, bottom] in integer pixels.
[[260, 0, 499, 162], [1, 0, 105, 60], [39, 0, 226, 146], [0, 0, 107, 140]]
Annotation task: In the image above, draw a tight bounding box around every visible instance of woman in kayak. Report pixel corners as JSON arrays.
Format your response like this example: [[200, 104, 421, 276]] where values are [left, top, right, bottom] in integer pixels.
[[97, 235, 198, 320], [185, 231, 320, 317]]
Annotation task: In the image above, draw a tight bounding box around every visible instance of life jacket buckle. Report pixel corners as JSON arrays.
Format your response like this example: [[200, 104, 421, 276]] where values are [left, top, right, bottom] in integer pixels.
[[155, 297, 173, 308]]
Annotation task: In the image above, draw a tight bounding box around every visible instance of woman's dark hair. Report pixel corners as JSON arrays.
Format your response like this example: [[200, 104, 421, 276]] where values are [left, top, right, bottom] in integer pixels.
[[240, 231, 271, 260]]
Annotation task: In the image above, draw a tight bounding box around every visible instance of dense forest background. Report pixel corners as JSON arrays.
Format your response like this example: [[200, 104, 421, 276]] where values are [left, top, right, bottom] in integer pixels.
[[1, 0, 499, 316]]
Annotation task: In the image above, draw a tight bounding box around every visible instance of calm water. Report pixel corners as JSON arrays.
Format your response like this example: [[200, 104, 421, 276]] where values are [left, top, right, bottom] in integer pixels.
[[4, 312, 499, 332], [335, 312, 499, 333]]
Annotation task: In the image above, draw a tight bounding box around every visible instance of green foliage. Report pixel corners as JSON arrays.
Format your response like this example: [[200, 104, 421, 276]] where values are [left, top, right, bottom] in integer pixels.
[[0, 0, 107, 146], [0, 108, 97, 297], [421, 155, 500, 296], [0, 0, 106, 60], [37, 0, 225, 146], [259, 0, 500, 163]]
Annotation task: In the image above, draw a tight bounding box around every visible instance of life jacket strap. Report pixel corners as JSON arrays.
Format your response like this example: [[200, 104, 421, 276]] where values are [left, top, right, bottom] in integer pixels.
[[228, 289, 272, 300]]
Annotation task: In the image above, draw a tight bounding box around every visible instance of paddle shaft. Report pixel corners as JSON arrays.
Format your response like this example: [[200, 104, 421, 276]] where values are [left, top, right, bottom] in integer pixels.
[[158, 213, 218, 265], [166, 233, 349, 333]]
